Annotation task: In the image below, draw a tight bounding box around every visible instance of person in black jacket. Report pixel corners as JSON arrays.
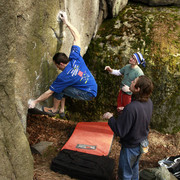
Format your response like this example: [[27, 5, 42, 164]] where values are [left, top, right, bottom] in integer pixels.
[[103, 75, 153, 180]]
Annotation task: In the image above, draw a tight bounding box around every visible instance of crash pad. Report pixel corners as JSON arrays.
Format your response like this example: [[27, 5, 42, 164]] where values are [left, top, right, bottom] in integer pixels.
[[51, 122, 114, 180], [61, 122, 114, 156], [51, 149, 114, 180]]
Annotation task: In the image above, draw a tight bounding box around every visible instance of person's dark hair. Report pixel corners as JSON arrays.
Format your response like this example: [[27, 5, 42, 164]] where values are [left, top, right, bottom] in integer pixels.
[[133, 75, 153, 102], [53, 52, 69, 65]]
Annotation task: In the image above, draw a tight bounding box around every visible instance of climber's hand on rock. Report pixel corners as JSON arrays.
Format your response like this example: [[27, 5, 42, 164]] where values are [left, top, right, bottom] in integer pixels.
[[57, 11, 68, 24], [28, 100, 36, 109]]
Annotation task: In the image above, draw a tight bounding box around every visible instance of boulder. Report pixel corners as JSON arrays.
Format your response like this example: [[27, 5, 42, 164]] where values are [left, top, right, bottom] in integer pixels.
[[0, 0, 128, 179], [81, 3, 180, 134], [31, 141, 54, 155]]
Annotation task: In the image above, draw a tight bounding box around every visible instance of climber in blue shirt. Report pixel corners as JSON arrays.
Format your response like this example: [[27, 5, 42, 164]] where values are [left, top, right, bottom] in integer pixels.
[[29, 11, 97, 117]]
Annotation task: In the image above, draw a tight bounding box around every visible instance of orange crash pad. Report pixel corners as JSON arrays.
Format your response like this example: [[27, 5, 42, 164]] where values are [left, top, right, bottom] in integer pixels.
[[61, 122, 114, 156]]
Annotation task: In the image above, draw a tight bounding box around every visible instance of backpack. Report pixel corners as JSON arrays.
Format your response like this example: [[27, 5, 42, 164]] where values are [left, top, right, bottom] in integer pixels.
[[158, 155, 180, 180], [139, 166, 177, 180]]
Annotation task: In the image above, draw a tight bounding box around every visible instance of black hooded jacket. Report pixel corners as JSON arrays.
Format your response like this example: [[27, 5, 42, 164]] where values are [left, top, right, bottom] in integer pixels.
[[108, 98, 153, 148]]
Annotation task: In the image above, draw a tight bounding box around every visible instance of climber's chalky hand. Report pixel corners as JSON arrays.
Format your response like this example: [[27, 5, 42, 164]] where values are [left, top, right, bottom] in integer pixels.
[[57, 11, 68, 24]]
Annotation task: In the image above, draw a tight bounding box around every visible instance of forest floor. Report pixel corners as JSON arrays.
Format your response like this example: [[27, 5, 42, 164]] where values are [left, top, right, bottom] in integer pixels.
[[27, 113, 180, 180]]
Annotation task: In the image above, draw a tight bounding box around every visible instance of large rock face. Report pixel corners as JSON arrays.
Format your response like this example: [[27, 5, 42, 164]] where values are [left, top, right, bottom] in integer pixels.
[[0, 0, 127, 179], [16, 0, 102, 130], [0, 1, 34, 179], [81, 3, 180, 134], [13, 0, 127, 130]]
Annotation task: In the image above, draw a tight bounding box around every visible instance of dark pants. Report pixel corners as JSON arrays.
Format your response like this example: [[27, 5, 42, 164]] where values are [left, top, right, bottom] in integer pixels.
[[118, 146, 141, 180], [53, 86, 93, 101]]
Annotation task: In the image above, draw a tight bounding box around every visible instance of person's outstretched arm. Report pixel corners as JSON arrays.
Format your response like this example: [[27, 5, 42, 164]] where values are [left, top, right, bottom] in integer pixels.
[[105, 66, 122, 76], [28, 89, 54, 109], [58, 11, 80, 47]]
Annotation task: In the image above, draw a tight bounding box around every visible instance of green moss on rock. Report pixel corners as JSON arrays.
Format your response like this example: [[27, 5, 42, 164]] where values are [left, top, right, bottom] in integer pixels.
[[67, 3, 180, 134]]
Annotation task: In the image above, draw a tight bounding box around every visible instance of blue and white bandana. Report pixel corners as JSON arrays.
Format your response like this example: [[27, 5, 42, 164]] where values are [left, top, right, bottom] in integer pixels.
[[134, 52, 146, 67]]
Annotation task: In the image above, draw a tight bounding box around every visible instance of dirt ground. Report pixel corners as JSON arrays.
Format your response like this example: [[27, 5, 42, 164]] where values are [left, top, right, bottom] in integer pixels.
[[27, 113, 180, 180]]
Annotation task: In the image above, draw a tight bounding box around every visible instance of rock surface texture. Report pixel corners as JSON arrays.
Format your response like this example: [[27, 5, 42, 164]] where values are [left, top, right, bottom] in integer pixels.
[[0, 0, 127, 179], [0, 0, 179, 179]]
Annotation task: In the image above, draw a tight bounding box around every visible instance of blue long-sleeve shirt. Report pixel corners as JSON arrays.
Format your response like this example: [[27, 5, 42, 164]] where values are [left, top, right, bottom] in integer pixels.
[[108, 99, 153, 148], [50, 45, 97, 97]]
